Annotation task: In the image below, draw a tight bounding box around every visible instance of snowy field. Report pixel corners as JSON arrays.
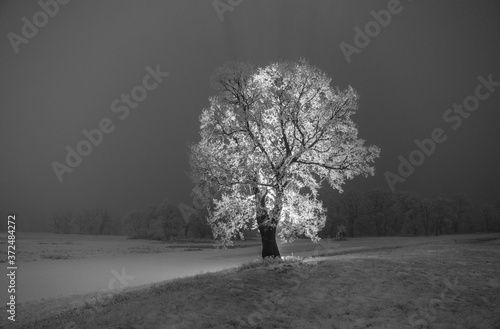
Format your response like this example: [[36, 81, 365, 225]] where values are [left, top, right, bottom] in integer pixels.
[[0, 232, 482, 303], [0, 233, 500, 327]]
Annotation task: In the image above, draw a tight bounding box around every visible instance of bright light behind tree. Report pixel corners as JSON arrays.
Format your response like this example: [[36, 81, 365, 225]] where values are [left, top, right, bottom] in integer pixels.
[[189, 59, 380, 258]]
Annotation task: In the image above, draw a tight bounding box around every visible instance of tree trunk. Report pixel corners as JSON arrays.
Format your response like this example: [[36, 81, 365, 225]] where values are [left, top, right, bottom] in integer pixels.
[[253, 182, 282, 258], [259, 224, 280, 258], [412, 222, 418, 235], [99, 212, 109, 235], [422, 215, 429, 236], [435, 218, 440, 236], [348, 217, 354, 237]]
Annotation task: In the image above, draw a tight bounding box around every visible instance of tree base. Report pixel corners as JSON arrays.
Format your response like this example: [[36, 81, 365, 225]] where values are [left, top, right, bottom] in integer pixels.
[[259, 225, 281, 258]]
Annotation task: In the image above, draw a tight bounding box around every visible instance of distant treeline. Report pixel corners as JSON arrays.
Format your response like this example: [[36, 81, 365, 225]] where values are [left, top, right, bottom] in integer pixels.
[[120, 199, 212, 240], [51, 199, 212, 240], [51, 190, 500, 240], [318, 190, 500, 238], [50, 208, 121, 235]]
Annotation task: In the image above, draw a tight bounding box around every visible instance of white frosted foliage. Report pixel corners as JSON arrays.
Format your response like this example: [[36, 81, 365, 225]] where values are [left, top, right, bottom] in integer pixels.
[[190, 59, 380, 247]]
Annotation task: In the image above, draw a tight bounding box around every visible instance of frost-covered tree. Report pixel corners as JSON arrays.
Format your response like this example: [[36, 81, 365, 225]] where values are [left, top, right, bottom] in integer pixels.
[[189, 60, 380, 258]]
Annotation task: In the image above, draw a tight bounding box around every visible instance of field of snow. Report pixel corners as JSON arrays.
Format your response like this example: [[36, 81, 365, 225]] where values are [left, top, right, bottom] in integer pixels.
[[2, 232, 499, 328], [0, 232, 477, 304]]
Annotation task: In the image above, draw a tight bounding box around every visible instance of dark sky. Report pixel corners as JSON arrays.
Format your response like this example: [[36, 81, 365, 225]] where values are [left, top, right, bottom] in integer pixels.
[[1, 0, 499, 231]]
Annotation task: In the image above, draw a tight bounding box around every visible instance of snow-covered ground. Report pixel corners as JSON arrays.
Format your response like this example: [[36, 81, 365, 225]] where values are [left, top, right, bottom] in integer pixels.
[[0, 232, 461, 304], [0, 232, 256, 304]]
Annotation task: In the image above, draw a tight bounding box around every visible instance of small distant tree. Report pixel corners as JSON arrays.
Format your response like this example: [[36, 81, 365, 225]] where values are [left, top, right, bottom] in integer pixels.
[[432, 198, 454, 236], [419, 198, 433, 236], [85, 208, 111, 234], [121, 210, 143, 238], [98, 209, 112, 235], [138, 205, 158, 238], [52, 208, 114, 235], [364, 190, 395, 236], [190, 60, 380, 257], [188, 212, 213, 239], [395, 191, 421, 235], [320, 190, 344, 238], [450, 194, 474, 234], [496, 200, 500, 232], [70, 210, 86, 233], [147, 218, 166, 240], [107, 215, 123, 235], [52, 210, 73, 233], [480, 204, 499, 233], [156, 200, 185, 240], [339, 190, 363, 237]]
